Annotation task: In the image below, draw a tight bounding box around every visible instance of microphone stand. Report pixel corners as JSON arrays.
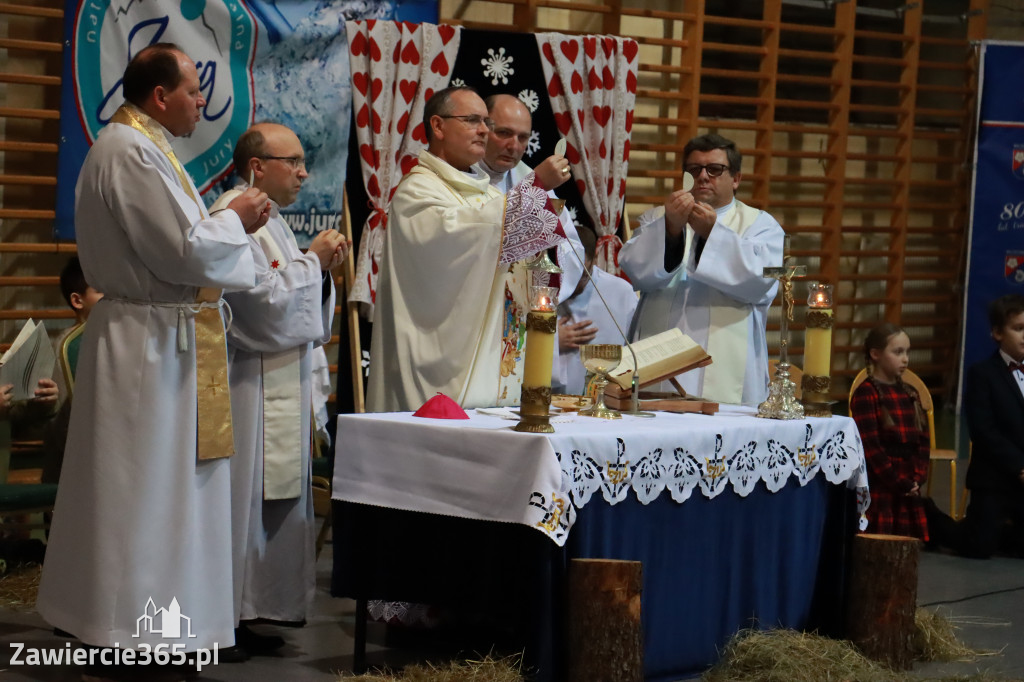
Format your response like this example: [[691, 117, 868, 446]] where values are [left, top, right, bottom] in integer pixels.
[[561, 236, 656, 418]]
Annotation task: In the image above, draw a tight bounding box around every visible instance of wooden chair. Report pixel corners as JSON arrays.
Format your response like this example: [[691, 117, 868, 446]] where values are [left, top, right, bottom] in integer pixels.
[[849, 368, 960, 517], [768, 359, 803, 399], [58, 322, 86, 399]]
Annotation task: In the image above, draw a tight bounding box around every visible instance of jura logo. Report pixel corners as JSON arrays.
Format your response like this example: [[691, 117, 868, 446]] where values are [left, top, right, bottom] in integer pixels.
[[73, 0, 255, 192]]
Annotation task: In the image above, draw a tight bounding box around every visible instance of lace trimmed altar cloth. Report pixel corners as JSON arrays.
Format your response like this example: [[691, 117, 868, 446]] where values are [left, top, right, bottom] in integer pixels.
[[332, 405, 869, 547]]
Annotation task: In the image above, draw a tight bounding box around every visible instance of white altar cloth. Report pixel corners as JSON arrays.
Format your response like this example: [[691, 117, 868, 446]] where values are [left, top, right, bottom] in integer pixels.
[[333, 406, 869, 546]]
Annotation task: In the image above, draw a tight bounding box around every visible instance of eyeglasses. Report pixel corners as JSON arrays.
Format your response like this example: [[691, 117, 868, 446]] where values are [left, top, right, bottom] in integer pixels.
[[259, 156, 306, 170], [440, 114, 495, 131], [492, 127, 532, 145], [684, 163, 731, 178]]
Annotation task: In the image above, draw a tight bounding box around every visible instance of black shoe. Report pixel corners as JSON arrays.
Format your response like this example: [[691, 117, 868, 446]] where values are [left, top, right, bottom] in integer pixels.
[[235, 624, 285, 656], [218, 644, 251, 664]]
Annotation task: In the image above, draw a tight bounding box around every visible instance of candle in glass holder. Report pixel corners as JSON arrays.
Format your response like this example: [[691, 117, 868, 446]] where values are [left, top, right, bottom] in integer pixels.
[[803, 282, 833, 377], [515, 286, 558, 433], [522, 287, 557, 387]]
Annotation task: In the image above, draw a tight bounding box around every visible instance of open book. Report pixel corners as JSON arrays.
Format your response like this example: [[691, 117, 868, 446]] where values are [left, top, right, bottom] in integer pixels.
[[0, 319, 56, 401], [606, 328, 711, 390]]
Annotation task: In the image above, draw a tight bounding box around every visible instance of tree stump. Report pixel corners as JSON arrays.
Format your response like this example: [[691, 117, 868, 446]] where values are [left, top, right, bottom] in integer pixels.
[[567, 558, 643, 682], [845, 533, 921, 670]]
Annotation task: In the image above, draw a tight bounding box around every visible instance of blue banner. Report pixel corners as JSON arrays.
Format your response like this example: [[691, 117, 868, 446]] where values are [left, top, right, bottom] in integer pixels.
[[961, 41, 1024, 405], [55, 0, 397, 247]]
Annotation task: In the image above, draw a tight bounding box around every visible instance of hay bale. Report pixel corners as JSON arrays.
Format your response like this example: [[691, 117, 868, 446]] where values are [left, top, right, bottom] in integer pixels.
[[342, 653, 524, 682], [0, 563, 40, 611], [913, 608, 980, 663], [701, 629, 894, 682], [700, 621, 1010, 682]]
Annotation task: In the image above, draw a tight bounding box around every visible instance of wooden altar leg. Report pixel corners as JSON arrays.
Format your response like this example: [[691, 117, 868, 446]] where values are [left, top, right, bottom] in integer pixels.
[[353, 596, 367, 674], [844, 533, 921, 670], [567, 558, 643, 682]]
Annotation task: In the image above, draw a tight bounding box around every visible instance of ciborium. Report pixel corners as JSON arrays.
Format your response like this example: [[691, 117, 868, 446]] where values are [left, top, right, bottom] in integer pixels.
[[578, 344, 623, 420]]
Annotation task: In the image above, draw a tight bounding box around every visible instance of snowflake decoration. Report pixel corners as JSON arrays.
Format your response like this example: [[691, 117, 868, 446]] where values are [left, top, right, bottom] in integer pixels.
[[361, 349, 371, 378], [518, 89, 539, 113], [525, 130, 541, 158], [568, 205, 581, 228], [450, 77, 466, 88], [270, 259, 280, 269], [481, 47, 514, 86]]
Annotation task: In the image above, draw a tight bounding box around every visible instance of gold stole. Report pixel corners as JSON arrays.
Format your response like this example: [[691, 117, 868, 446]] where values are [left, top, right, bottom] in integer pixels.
[[109, 104, 234, 460]]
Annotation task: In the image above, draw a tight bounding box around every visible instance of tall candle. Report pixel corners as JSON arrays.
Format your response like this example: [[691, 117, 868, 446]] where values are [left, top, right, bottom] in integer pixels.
[[516, 286, 558, 432], [522, 309, 556, 389], [803, 282, 833, 377], [520, 286, 557, 410]]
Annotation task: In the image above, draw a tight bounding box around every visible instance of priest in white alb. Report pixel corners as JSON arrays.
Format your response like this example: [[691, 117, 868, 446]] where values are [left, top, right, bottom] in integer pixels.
[[619, 133, 784, 405], [37, 43, 271, 662], [213, 122, 349, 653], [367, 86, 570, 412]]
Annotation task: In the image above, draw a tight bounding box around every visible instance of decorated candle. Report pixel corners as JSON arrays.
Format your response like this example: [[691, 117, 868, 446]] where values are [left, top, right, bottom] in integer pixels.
[[803, 282, 833, 378], [521, 286, 558, 390]]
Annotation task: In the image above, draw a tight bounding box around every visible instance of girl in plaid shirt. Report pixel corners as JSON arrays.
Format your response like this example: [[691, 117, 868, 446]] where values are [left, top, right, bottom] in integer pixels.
[[850, 323, 931, 540]]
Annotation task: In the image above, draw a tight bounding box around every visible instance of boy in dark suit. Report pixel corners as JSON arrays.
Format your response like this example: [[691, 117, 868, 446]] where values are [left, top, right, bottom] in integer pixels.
[[932, 294, 1024, 557]]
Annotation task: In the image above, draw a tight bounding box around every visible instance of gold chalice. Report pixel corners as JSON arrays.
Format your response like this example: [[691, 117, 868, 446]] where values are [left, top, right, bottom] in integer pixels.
[[578, 344, 623, 420]]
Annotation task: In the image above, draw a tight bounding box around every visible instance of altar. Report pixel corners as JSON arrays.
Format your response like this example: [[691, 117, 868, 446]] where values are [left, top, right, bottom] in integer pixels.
[[331, 406, 868, 680]]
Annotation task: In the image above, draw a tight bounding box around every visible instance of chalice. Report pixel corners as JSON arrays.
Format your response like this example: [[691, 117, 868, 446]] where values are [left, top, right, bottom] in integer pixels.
[[578, 344, 623, 419]]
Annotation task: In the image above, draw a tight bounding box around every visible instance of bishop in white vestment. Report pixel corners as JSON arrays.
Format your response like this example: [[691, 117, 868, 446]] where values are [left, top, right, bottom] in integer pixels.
[[619, 134, 784, 405], [367, 87, 570, 412], [37, 46, 270, 653]]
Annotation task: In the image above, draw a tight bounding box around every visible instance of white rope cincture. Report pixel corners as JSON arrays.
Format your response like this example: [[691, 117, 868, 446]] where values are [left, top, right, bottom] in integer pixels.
[[105, 296, 232, 353]]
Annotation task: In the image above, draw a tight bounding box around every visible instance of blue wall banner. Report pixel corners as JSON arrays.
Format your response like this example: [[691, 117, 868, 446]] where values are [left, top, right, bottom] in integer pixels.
[[960, 41, 1024, 407], [56, 0, 397, 247]]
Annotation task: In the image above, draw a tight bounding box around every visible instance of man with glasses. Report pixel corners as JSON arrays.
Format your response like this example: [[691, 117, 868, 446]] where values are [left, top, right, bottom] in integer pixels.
[[211, 122, 348, 656], [476, 93, 594, 385], [619, 133, 784, 405], [367, 86, 571, 411]]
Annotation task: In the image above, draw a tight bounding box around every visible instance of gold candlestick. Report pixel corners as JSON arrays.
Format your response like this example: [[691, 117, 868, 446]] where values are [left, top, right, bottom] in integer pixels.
[[801, 282, 834, 418], [515, 285, 558, 433]]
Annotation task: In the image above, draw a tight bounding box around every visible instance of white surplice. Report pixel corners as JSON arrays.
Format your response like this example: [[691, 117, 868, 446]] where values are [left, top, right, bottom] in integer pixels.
[[619, 200, 784, 406], [554, 268, 639, 395], [36, 121, 256, 652], [215, 189, 334, 623], [367, 150, 535, 412]]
